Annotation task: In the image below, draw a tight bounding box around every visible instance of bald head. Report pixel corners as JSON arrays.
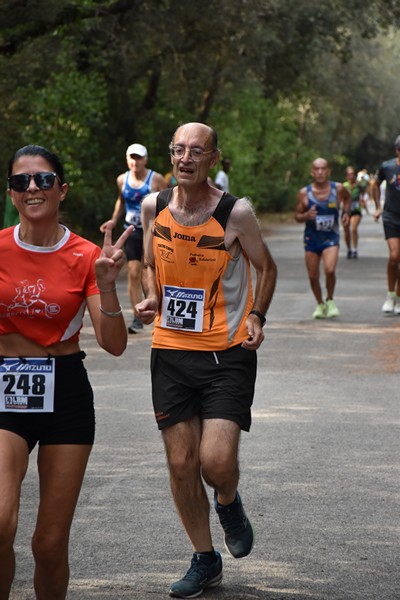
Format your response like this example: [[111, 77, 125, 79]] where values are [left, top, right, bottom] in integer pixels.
[[311, 157, 331, 183], [312, 157, 329, 170], [172, 122, 218, 150]]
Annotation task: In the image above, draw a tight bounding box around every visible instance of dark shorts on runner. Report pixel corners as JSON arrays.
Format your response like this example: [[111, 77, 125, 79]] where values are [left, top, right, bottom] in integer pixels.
[[304, 230, 339, 254], [383, 220, 400, 240], [0, 351, 95, 452], [151, 344, 257, 432], [124, 225, 143, 261]]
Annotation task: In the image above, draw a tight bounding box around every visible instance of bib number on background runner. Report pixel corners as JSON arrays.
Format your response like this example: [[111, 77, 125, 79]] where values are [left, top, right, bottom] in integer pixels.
[[125, 209, 142, 228], [161, 285, 205, 332], [316, 214, 334, 231], [0, 358, 55, 412]]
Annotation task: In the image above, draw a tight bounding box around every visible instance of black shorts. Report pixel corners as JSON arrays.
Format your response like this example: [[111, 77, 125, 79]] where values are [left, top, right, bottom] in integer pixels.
[[151, 344, 257, 432], [124, 226, 143, 261], [383, 220, 400, 240], [0, 351, 95, 452]]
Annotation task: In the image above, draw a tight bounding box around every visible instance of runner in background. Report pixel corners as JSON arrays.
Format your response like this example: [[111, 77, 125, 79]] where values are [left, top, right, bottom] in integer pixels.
[[295, 157, 351, 319], [357, 168, 371, 215], [343, 165, 366, 259], [214, 157, 231, 193], [100, 143, 167, 333], [372, 135, 400, 314]]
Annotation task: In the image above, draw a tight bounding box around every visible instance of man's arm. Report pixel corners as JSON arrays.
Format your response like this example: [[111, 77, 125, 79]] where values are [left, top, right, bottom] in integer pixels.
[[135, 193, 159, 323], [337, 182, 351, 212], [371, 174, 383, 221], [294, 187, 317, 223], [336, 183, 351, 226], [227, 198, 277, 349]]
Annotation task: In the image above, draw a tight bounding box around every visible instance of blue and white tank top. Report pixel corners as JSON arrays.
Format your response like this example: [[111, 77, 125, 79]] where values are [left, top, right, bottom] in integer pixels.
[[123, 170, 155, 229], [304, 182, 339, 235]]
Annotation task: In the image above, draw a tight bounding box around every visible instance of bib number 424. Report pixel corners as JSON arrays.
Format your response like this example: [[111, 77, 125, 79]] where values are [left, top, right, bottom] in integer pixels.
[[167, 299, 198, 319]]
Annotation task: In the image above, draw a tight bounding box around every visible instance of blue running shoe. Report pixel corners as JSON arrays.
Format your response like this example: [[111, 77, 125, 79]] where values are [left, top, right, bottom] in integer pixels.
[[214, 491, 254, 558], [169, 551, 223, 598]]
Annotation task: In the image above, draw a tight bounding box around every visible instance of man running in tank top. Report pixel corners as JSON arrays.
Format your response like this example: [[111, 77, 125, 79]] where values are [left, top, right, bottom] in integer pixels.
[[295, 157, 351, 319], [100, 143, 167, 333], [135, 122, 277, 598]]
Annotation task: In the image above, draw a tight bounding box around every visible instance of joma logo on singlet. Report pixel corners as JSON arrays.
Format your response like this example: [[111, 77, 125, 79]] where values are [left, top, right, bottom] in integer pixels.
[[173, 232, 196, 242]]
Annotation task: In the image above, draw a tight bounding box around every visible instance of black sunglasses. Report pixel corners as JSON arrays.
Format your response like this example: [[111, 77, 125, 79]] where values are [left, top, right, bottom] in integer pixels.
[[8, 172, 61, 192]]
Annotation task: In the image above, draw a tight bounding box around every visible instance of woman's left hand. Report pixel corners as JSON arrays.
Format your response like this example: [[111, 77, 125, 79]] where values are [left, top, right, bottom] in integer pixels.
[[95, 221, 133, 287]]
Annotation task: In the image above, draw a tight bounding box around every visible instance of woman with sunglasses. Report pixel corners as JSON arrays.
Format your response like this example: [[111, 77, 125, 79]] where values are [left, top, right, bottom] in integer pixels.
[[0, 144, 132, 599]]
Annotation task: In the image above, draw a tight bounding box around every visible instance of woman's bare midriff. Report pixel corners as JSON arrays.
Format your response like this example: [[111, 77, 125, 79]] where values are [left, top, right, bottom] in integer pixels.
[[0, 334, 81, 357]]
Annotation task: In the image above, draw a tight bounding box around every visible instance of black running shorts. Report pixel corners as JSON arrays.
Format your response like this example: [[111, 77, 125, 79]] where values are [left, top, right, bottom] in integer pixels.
[[0, 351, 95, 452], [383, 219, 400, 240], [151, 344, 257, 431], [124, 226, 143, 261]]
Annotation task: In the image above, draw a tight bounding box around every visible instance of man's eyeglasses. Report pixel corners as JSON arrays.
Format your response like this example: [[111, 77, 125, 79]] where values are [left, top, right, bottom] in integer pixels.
[[169, 144, 214, 162], [8, 172, 61, 192]]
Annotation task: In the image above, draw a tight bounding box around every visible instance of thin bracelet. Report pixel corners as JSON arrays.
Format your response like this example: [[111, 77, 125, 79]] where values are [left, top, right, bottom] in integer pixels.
[[100, 304, 123, 317], [96, 282, 116, 293]]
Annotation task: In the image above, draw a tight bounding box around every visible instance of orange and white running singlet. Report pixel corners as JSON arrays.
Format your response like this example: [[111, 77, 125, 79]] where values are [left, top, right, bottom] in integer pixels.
[[0, 225, 101, 347], [151, 190, 254, 351]]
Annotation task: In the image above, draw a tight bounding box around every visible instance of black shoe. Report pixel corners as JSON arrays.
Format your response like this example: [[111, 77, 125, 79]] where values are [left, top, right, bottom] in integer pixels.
[[169, 551, 223, 598], [128, 317, 143, 334], [214, 491, 254, 558], [352, 250, 358, 259], [347, 250, 352, 259]]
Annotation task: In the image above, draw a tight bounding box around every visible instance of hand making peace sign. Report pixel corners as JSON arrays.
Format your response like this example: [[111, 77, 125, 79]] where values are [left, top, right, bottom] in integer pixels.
[[95, 221, 134, 288]]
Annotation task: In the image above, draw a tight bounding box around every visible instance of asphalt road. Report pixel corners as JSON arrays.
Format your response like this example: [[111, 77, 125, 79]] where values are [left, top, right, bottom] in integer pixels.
[[10, 210, 399, 600]]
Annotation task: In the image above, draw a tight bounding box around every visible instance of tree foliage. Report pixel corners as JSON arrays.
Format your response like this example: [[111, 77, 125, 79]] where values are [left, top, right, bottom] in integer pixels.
[[0, 0, 399, 233]]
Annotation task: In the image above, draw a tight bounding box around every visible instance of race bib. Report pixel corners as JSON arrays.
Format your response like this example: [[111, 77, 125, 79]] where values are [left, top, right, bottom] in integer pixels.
[[316, 215, 334, 231], [161, 285, 205, 332], [0, 358, 55, 412], [351, 200, 359, 211], [125, 209, 142, 227]]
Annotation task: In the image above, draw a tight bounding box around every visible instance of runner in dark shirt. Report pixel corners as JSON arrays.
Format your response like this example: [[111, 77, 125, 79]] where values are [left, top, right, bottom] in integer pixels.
[[372, 135, 400, 313]]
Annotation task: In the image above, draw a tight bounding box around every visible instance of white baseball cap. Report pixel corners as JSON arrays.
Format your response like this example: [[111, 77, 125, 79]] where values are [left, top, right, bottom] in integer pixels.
[[126, 143, 147, 157]]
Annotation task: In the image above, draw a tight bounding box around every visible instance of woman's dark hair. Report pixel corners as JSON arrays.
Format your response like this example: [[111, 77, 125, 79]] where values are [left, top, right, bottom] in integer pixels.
[[7, 145, 65, 183]]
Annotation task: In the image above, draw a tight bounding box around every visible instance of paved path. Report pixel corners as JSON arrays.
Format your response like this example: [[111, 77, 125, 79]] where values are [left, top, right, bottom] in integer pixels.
[[10, 213, 399, 599]]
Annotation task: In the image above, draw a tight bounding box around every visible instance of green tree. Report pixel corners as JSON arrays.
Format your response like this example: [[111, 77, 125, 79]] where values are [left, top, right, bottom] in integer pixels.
[[211, 86, 319, 210], [0, 0, 400, 231], [13, 51, 109, 234]]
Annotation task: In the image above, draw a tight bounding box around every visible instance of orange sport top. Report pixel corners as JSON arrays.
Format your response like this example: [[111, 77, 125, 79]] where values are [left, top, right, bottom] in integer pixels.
[[151, 190, 254, 351], [0, 225, 101, 347]]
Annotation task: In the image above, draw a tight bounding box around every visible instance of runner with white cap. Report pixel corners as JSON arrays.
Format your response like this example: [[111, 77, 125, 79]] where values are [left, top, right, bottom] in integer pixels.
[[100, 143, 167, 332]]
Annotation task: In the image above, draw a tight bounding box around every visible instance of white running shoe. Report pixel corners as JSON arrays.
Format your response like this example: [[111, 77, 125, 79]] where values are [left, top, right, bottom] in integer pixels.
[[382, 294, 395, 313], [394, 297, 400, 315]]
